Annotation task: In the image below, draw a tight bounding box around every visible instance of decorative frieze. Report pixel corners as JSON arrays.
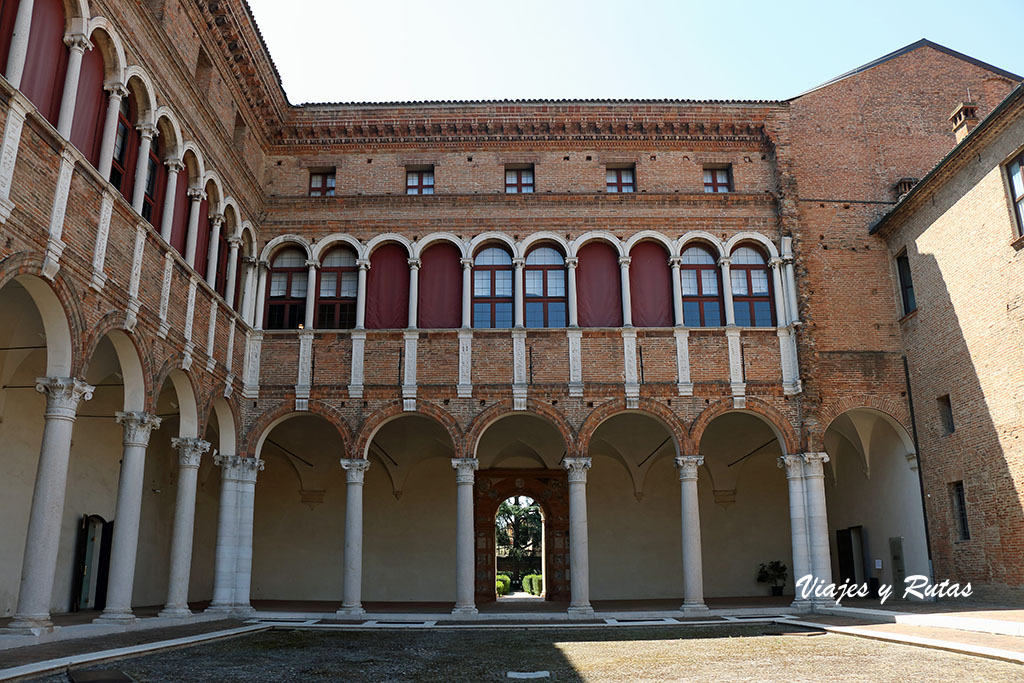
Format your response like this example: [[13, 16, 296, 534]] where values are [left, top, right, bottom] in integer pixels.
[[457, 329, 472, 398], [674, 328, 693, 396], [567, 329, 583, 397], [90, 193, 114, 291], [124, 224, 146, 331], [402, 331, 418, 411]]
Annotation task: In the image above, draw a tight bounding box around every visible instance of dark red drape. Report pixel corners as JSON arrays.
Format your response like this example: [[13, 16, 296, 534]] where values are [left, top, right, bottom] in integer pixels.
[[193, 197, 211, 277], [366, 243, 410, 329], [629, 241, 673, 327], [418, 243, 461, 329], [69, 40, 105, 165], [146, 138, 167, 234], [22, 0, 67, 124], [169, 172, 190, 254], [0, 0, 20, 82], [577, 241, 622, 327], [214, 230, 229, 296]]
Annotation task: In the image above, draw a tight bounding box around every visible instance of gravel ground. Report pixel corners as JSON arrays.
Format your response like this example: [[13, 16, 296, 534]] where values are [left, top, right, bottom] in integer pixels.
[[33, 623, 1024, 682]]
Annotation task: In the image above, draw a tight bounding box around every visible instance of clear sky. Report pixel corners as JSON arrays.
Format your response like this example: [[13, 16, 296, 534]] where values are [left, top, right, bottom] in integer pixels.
[[246, 0, 1024, 104]]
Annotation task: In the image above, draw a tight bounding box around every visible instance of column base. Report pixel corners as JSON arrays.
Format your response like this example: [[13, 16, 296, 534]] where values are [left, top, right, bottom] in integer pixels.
[[231, 604, 256, 618], [789, 598, 814, 613], [93, 610, 136, 625], [567, 605, 595, 620], [204, 603, 234, 614], [157, 607, 193, 619], [3, 614, 55, 634], [335, 605, 365, 617], [680, 602, 709, 616], [451, 605, 478, 617]]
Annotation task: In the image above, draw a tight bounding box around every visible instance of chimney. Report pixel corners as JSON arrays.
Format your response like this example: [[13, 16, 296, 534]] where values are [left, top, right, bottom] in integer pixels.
[[949, 101, 978, 143]]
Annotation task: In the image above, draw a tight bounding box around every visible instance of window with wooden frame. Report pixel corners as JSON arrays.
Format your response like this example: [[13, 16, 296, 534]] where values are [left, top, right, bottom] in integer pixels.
[[896, 250, 916, 315], [703, 165, 732, 193], [316, 247, 358, 329], [730, 245, 774, 327], [109, 97, 138, 198], [406, 167, 435, 195], [472, 246, 513, 329], [505, 165, 534, 193], [264, 247, 307, 330], [524, 246, 567, 328], [309, 170, 336, 197], [680, 245, 724, 326], [606, 165, 635, 193], [1005, 151, 1024, 238], [141, 137, 166, 230], [213, 230, 230, 298]]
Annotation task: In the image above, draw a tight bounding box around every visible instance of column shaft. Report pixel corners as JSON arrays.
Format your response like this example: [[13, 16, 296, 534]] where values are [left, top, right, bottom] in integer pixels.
[[159, 162, 182, 243], [780, 454, 811, 606], [56, 36, 89, 139], [769, 259, 788, 326], [130, 127, 155, 213], [355, 260, 369, 329], [803, 453, 832, 588], [407, 259, 420, 328], [253, 262, 268, 330], [224, 239, 241, 308], [675, 456, 707, 612], [4, 0, 34, 89], [619, 258, 632, 327], [720, 258, 736, 326], [566, 257, 579, 327], [563, 457, 593, 617], [205, 216, 224, 286], [451, 458, 478, 615], [97, 86, 126, 182], [160, 438, 210, 618], [669, 258, 684, 326], [513, 258, 525, 327], [183, 190, 205, 268], [303, 260, 317, 329], [461, 258, 473, 327], [338, 459, 370, 616], [208, 467, 240, 609]]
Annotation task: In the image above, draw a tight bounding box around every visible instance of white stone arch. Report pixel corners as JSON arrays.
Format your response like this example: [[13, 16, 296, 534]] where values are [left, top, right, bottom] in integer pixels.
[[153, 106, 184, 161], [166, 368, 199, 439], [412, 232, 467, 258], [520, 231, 571, 258], [15, 275, 73, 377], [84, 17, 125, 85], [469, 232, 517, 258], [725, 232, 780, 260], [585, 409, 683, 502], [311, 234, 363, 262], [201, 170, 225, 215], [123, 65, 157, 126], [260, 235, 312, 263], [238, 222, 257, 253], [90, 330, 147, 412], [569, 230, 625, 258], [221, 197, 242, 231], [624, 230, 677, 258], [180, 143, 206, 188], [61, 0, 91, 33], [365, 233, 412, 258], [209, 396, 237, 456], [677, 231, 727, 260]]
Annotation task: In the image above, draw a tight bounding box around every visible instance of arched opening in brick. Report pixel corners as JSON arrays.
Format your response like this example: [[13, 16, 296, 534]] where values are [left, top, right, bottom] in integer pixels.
[[494, 495, 544, 598]]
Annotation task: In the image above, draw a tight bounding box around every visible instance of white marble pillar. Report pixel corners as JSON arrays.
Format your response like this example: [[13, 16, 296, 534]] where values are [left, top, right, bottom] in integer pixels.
[[803, 452, 832, 591], [130, 124, 157, 214], [4, 0, 35, 89], [451, 457, 478, 616], [159, 437, 210, 618], [232, 458, 262, 613], [5, 377, 93, 633], [207, 454, 263, 614], [675, 455, 707, 613], [183, 188, 206, 268], [303, 259, 318, 329], [669, 256, 684, 326], [97, 84, 127, 182], [769, 258, 788, 326], [204, 214, 225, 286], [784, 260, 799, 325], [253, 260, 269, 330], [355, 258, 370, 329], [96, 411, 162, 623], [337, 459, 370, 616], [159, 159, 183, 243], [618, 257, 632, 327], [513, 257, 525, 328], [565, 256, 579, 327], [407, 257, 421, 328], [719, 257, 736, 326], [240, 256, 257, 323], [563, 456, 593, 617], [460, 257, 473, 327], [779, 454, 811, 608], [56, 34, 91, 139], [224, 236, 241, 307]]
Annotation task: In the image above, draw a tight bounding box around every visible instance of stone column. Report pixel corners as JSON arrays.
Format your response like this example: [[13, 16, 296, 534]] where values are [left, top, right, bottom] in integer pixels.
[[769, 258, 788, 326], [203, 213, 224, 286], [451, 457, 478, 616], [159, 159, 183, 243], [779, 454, 811, 608], [803, 452, 832, 591], [460, 257, 473, 327], [240, 256, 257, 324], [719, 257, 735, 326], [337, 459, 370, 616], [96, 411, 163, 623], [97, 84, 128, 182], [208, 454, 263, 614], [300, 259, 317, 329], [224, 236, 241, 308], [232, 457, 262, 614], [253, 260, 269, 330], [784, 259, 799, 325], [669, 256, 684, 326], [618, 257, 632, 327], [407, 257, 421, 328], [675, 456, 708, 613], [5, 377, 93, 633], [354, 258, 370, 329], [565, 256, 579, 327], [56, 34, 91, 139], [130, 124, 157, 214], [513, 257, 525, 327], [563, 456, 593, 617], [4, 0, 35, 89], [159, 438, 210, 618]]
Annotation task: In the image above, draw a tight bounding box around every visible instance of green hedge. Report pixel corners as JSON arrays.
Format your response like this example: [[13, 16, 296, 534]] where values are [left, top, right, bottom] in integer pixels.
[[496, 574, 511, 596], [522, 574, 543, 596]]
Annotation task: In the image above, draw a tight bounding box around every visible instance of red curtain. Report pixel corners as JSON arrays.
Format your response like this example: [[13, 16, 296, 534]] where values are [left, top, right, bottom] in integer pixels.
[[0, 0, 21, 82], [193, 196, 211, 277], [629, 241, 673, 327], [366, 243, 410, 329], [577, 241, 622, 327], [147, 138, 167, 234], [22, 0, 67, 125], [69, 39, 105, 166], [169, 171, 190, 254], [418, 243, 461, 328]]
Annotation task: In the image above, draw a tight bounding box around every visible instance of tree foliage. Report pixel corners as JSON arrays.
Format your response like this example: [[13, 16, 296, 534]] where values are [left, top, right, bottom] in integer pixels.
[[495, 496, 542, 561]]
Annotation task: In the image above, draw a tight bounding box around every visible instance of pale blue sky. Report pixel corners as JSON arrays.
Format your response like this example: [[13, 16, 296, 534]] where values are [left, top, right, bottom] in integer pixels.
[[246, 0, 1024, 104]]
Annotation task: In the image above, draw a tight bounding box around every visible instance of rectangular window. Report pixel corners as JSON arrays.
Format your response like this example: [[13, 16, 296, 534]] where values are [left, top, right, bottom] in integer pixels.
[[606, 166, 635, 193], [896, 251, 916, 315], [309, 171, 336, 197], [937, 394, 955, 435], [950, 481, 970, 541], [407, 168, 435, 195], [1006, 152, 1024, 237], [506, 165, 534, 193], [703, 166, 732, 193]]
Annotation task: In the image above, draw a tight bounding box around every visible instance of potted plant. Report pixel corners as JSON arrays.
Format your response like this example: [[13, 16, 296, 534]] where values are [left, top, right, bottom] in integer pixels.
[[757, 561, 788, 596]]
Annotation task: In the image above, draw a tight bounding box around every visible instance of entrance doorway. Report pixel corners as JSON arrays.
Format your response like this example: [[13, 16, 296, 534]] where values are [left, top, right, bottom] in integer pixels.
[[495, 496, 543, 599]]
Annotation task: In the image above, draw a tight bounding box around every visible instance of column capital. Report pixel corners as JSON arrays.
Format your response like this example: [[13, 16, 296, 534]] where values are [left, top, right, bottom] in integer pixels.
[[512, 257, 525, 268], [257, 259, 270, 271], [564, 256, 578, 268], [209, 213, 225, 228], [768, 257, 784, 270], [618, 256, 631, 268], [460, 257, 473, 269], [674, 455, 704, 481], [187, 187, 207, 202], [407, 258, 422, 270], [356, 258, 371, 271], [115, 411, 162, 447], [668, 256, 683, 268], [227, 235, 243, 247], [340, 458, 371, 483], [35, 377, 94, 418], [215, 454, 264, 482], [305, 258, 320, 269], [135, 122, 157, 140], [802, 452, 830, 477], [451, 457, 479, 484], [778, 453, 805, 479], [717, 256, 732, 268], [171, 437, 211, 468], [164, 157, 185, 173], [63, 33, 91, 53], [103, 82, 129, 99], [563, 456, 592, 483]]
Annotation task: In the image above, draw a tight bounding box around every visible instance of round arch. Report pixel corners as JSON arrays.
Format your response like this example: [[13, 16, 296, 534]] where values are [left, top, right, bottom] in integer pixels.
[[466, 400, 577, 462], [181, 143, 206, 187], [310, 233, 363, 262], [569, 230, 624, 258], [724, 232, 780, 260], [206, 395, 238, 456], [202, 171, 224, 215], [364, 233, 413, 258], [412, 232, 466, 259], [153, 108, 184, 161], [354, 400, 463, 460], [260, 235, 312, 263], [578, 397, 694, 456], [690, 397, 799, 457], [624, 230, 677, 258], [519, 231, 571, 257], [85, 18, 125, 85], [246, 400, 353, 459], [468, 232, 517, 258], [80, 323, 149, 412], [8, 273, 74, 377], [123, 65, 157, 126], [677, 231, 727, 260]]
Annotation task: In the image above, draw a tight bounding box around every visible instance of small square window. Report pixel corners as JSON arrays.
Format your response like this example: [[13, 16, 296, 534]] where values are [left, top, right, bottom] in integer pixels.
[[895, 250, 916, 315], [937, 394, 955, 435], [703, 166, 732, 193], [309, 170, 335, 197], [606, 166, 635, 193], [950, 481, 970, 541], [506, 165, 534, 193], [407, 168, 435, 195]]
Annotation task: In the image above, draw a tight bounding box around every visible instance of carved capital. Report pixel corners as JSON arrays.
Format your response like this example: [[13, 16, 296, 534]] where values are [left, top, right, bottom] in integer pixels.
[[407, 258, 422, 270], [460, 257, 474, 269], [618, 257, 632, 268], [356, 259, 371, 271], [209, 213, 225, 228], [135, 122, 158, 139], [512, 257, 525, 268], [802, 452, 830, 478], [103, 82, 129, 99], [564, 257, 578, 268], [563, 456, 592, 483], [227, 235, 243, 247], [172, 437, 210, 468], [768, 257, 784, 270], [778, 453, 805, 479], [674, 455, 704, 482], [451, 457, 479, 484], [164, 157, 185, 173], [305, 258, 319, 269], [668, 256, 683, 268], [215, 454, 264, 483], [717, 256, 732, 268], [35, 377, 94, 419], [115, 411, 162, 447], [187, 188, 207, 202], [340, 458, 371, 484], [63, 33, 91, 53]]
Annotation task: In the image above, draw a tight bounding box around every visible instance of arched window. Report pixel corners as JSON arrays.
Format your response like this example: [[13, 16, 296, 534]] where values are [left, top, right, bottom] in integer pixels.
[[577, 241, 622, 327], [473, 246, 513, 329], [213, 228, 230, 298], [265, 248, 307, 330], [365, 243, 410, 329], [168, 162, 193, 255], [730, 245, 774, 327], [141, 136, 167, 232], [680, 245, 723, 327], [524, 246, 566, 328], [109, 96, 139, 201], [69, 33, 106, 166], [418, 242, 462, 329], [316, 247, 358, 329], [629, 241, 673, 327], [192, 193, 211, 278]]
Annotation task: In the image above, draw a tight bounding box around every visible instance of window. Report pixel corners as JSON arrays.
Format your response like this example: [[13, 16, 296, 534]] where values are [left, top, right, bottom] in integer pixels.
[[309, 171, 336, 197], [141, 137, 166, 230], [109, 98, 133, 193], [937, 394, 955, 435], [680, 245, 723, 327], [704, 166, 732, 193], [950, 481, 970, 541], [606, 166, 635, 193], [472, 247, 513, 329], [506, 165, 534, 193], [730, 246, 774, 327], [895, 250, 916, 315], [407, 168, 434, 195], [316, 247, 358, 329], [1006, 152, 1024, 237], [524, 247, 567, 328], [265, 248, 307, 330]]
